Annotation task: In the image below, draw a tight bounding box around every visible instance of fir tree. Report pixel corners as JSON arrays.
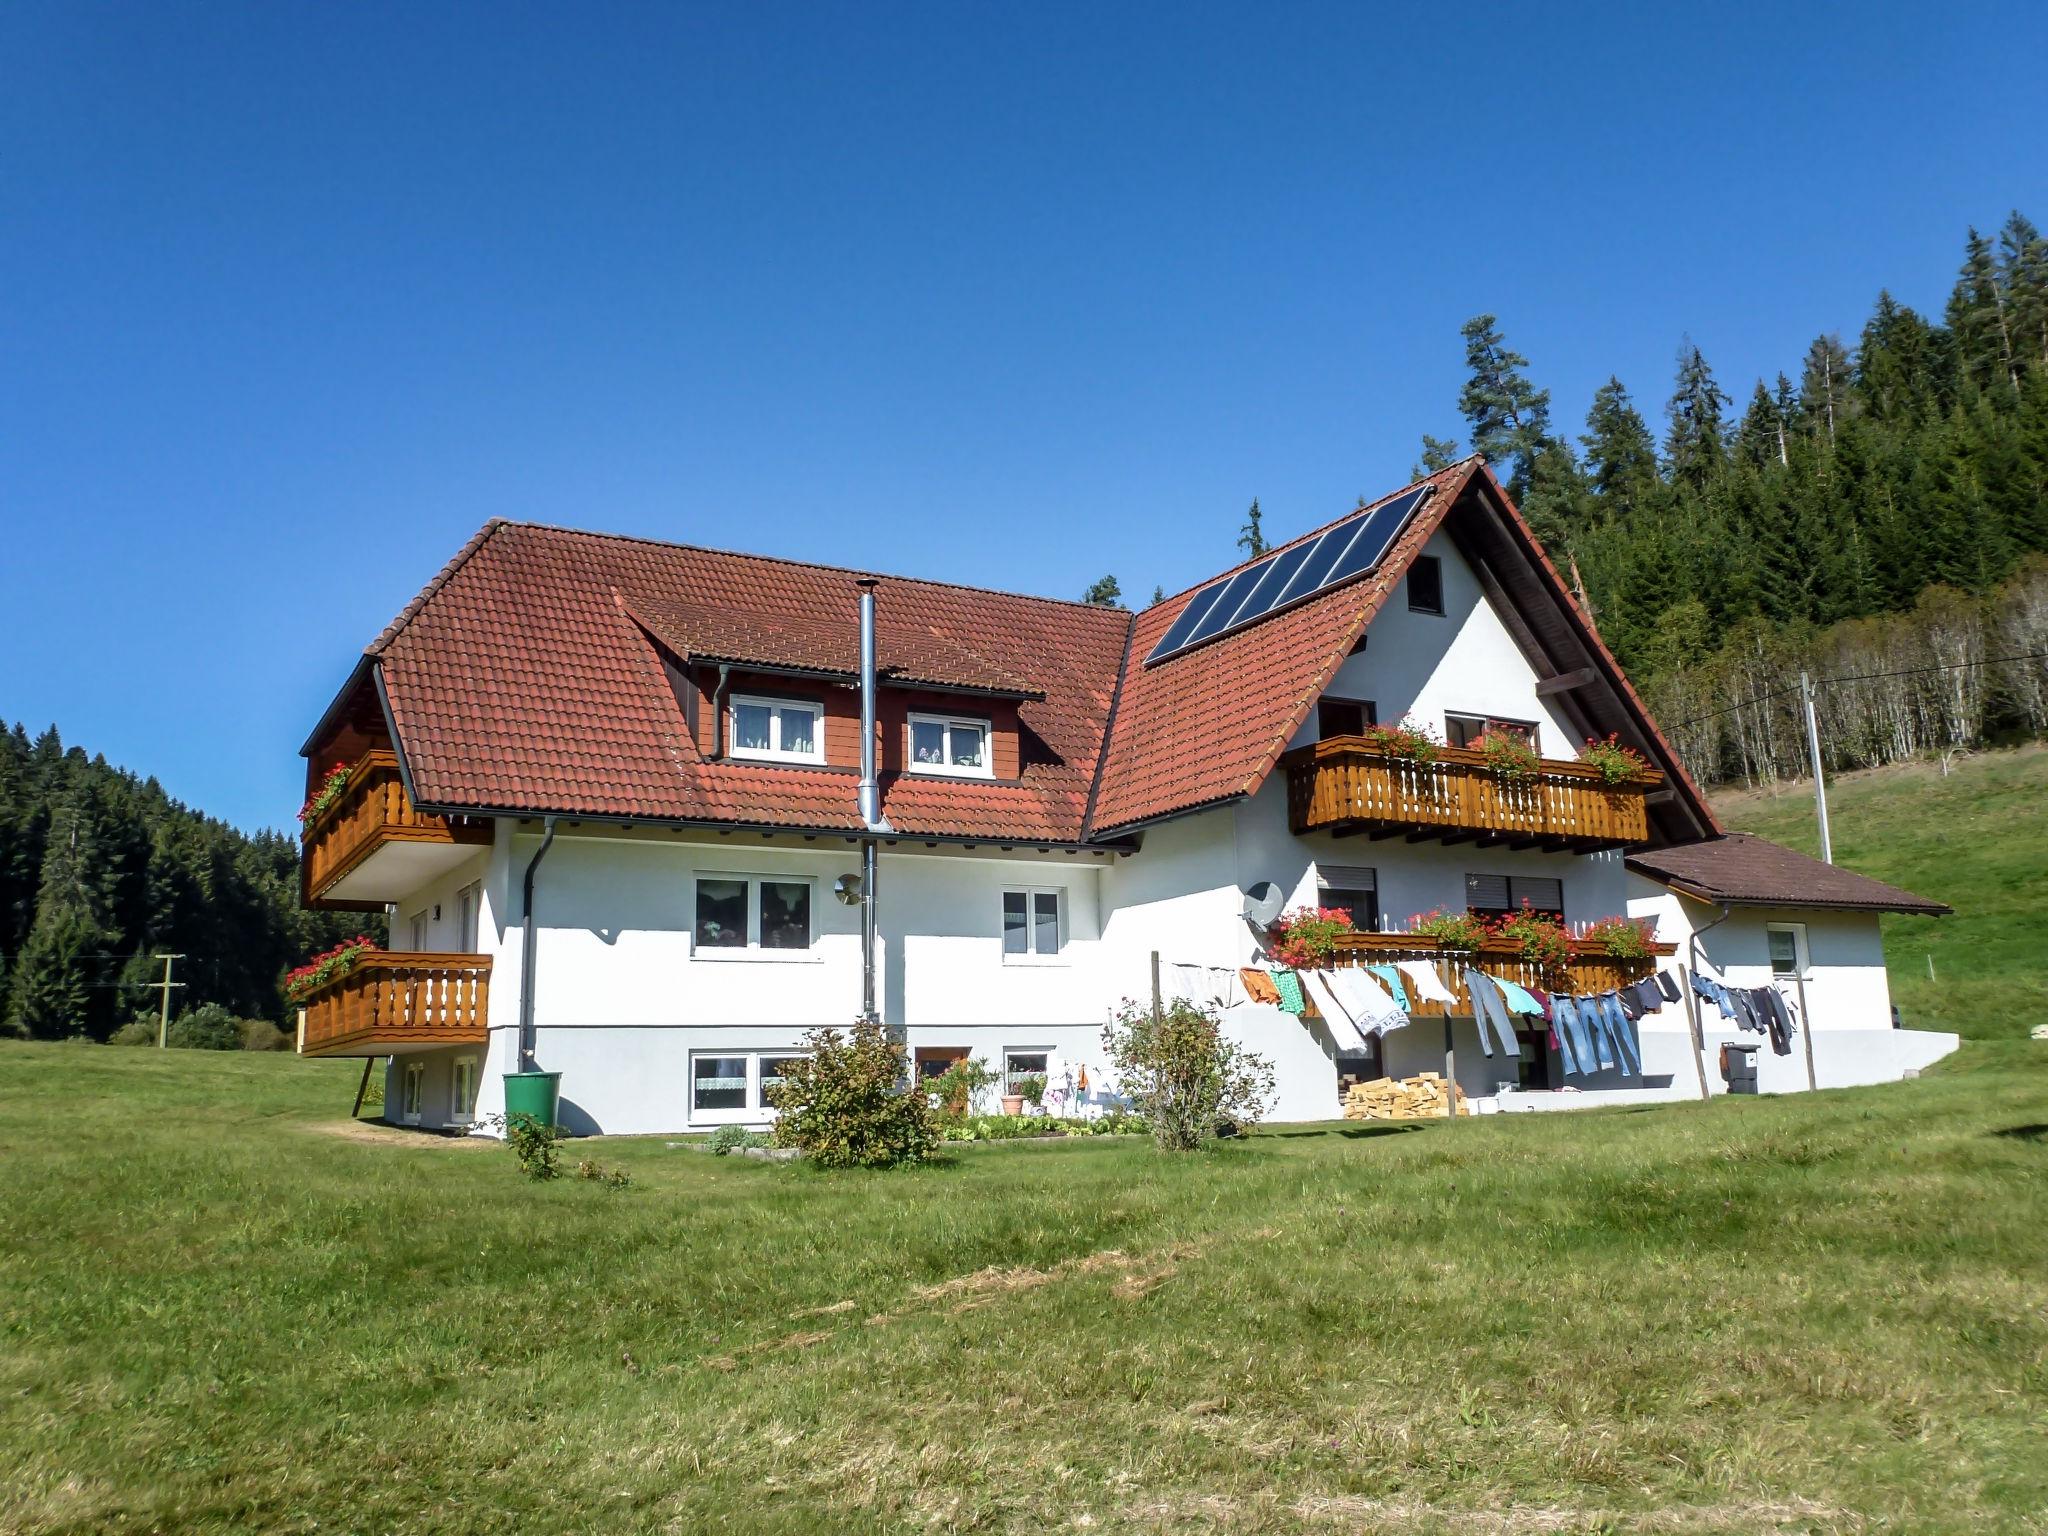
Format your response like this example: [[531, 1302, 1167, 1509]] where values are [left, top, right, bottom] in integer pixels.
[[1455, 314, 1551, 498], [1412, 434, 1462, 478], [1949, 226, 2019, 396], [1079, 575, 1123, 607], [1580, 377, 1659, 512], [1237, 499, 1268, 559], [1800, 334, 1853, 446], [1664, 338, 1730, 489], [1997, 211, 2048, 374]]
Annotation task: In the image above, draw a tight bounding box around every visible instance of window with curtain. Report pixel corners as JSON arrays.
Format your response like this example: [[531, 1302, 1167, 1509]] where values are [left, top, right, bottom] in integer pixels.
[[728, 695, 824, 763], [908, 713, 992, 776], [694, 876, 813, 953]]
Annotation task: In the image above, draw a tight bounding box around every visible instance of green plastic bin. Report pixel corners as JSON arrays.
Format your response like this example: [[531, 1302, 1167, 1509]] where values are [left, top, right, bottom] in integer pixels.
[[502, 1070, 562, 1129]]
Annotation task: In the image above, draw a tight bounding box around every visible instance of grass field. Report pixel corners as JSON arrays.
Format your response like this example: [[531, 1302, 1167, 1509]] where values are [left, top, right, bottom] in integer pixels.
[[4, 1036, 2047, 1534], [1711, 743, 2048, 1040]]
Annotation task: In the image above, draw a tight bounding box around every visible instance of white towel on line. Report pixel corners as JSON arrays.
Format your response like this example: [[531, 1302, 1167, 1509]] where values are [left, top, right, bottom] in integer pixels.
[[1303, 971, 1374, 1052], [1396, 959, 1457, 1007]]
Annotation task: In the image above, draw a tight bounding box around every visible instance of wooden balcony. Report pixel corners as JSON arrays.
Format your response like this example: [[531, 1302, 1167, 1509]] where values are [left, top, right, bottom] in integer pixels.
[[1319, 930, 1675, 1013], [297, 953, 492, 1058], [1284, 738, 1660, 851], [301, 749, 490, 910]]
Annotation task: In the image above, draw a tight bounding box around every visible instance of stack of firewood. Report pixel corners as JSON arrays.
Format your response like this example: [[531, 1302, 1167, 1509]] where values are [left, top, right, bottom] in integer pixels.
[[1342, 1072, 1470, 1119]]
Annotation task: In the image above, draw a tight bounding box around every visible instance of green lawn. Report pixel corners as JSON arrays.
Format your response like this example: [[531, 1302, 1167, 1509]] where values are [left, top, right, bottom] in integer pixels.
[[4, 1039, 2047, 1534], [1712, 744, 2048, 1040]]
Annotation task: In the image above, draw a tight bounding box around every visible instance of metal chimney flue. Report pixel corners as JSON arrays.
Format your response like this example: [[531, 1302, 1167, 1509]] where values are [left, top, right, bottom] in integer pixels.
[[855, 578, 890, 1026]]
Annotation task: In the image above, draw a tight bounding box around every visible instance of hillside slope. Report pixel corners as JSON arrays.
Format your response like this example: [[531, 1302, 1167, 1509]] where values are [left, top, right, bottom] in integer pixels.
[[1710, 744, 2046, 1040]]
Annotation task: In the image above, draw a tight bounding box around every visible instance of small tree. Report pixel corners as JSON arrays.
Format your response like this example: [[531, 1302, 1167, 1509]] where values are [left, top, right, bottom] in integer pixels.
[[1103, 999, 1274, 1152], [769, 1021, 937, 1168], [1080, 574, 1123, 607]]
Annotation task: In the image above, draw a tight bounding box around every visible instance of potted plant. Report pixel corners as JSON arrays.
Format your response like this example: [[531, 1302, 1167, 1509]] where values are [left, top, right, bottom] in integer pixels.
[[1410, 907, 1489, 953], [1488, 902, 1570, 974], [296, 761, 352, 829], [284, 935, 379, 1003], [1000, 1088, 1025, 1116], [1472, 728, 1540, 780], [1265, 905, 1356, 969], [1015, 1074, 1047, 1114], [1578, 733, 1651, 784], [1358, 714, 1442, 763], [1580, 915, 1652, 958]]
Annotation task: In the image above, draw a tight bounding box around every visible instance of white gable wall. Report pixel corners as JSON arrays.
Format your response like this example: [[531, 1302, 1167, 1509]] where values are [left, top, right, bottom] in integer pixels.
[[1289, 527, 1579, 754]]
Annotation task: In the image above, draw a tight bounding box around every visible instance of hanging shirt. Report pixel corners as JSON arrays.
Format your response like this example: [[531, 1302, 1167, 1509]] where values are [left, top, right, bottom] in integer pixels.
[[1396, 959, 1457, 1007], [1492, 975, 1546, 1017], [1656, 971, 1683, 1003], [1269, 967, 1307, 1016]]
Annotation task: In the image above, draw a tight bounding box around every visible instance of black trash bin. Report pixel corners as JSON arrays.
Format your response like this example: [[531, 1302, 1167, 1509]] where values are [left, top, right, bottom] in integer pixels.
[[1718, 1041, 1760, 1095]]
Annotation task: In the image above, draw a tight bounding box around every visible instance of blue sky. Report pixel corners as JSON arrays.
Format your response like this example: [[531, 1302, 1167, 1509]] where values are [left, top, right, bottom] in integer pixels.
[[4, 2, 2044, 832]]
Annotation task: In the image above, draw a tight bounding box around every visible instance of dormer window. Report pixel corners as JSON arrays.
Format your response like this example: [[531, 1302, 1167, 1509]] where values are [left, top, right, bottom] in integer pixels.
[[908, 713, 991, 777], [729, 695, 824, 764]]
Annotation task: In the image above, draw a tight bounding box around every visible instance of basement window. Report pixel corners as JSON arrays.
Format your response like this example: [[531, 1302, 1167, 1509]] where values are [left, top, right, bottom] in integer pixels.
[[452, 1056, 478, 1123], [401, 1061, 425, 1125], [908, 713, 992, 777], [690, 1050, 811, 1124], [729, 695, 824, 764]]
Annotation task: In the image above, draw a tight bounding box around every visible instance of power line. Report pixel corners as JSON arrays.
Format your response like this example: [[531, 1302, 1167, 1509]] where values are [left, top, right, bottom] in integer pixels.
[[1668, 649, 2048, 731]]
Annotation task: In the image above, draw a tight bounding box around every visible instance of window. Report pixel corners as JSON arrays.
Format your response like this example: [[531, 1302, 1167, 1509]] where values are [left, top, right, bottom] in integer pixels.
[[729, 695, 824, 764], [694, 875, 813, 954], [1465, 873, 1564, 924], [1317, 864, 1379, 931], [1002, 888, 1065, 960], [401, 1061, 424, 1125], [1446, 713, 1538, 750], [690, 1050, 810, 1123], [1004, 1050, 1050, 1095], [1408, 555, 1444, 615], [1767, 922, 1807, 977], [408, 911, 429, 951], [1317, 697, 1377, 740], [452, 1056, 479, 1122], [907, 713, 992, 777], [457, 882, 481, 952]]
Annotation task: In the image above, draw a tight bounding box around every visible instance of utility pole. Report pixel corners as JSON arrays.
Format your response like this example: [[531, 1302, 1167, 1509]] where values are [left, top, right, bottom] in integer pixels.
[[150, 954, 187, 1048], [1800, 671, 1833, 864]]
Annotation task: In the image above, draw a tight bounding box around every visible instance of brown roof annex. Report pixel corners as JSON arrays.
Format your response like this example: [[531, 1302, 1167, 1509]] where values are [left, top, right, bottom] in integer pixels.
[[316, 459, 1722, 847], [1626, 833, 1951, 915]]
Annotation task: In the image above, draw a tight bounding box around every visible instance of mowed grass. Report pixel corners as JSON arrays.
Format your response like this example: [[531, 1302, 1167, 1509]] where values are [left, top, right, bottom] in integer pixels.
[[4, 1042, 2048, 1534], [1711, 743, 2048, 1040]]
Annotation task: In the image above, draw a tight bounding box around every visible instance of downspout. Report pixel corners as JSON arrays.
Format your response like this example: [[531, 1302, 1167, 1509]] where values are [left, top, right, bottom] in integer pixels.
[[517, 815, 559, 1072], [1684, 902, 1732, 1101], [856, 579, 893, 1027], [708, 663, 732, 759]]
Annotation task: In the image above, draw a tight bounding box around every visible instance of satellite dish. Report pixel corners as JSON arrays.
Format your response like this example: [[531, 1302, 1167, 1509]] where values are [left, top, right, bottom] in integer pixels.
[[833, 872, 864, 907], [1242, 880, 1285, 927]]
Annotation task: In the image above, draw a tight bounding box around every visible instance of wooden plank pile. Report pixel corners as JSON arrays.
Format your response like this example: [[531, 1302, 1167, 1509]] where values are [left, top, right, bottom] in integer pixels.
[[1342, 1072, 1470, 1119]]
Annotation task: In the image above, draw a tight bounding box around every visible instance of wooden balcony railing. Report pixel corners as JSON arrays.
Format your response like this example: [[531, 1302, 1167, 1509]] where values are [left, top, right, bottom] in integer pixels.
[[1317, 930, 1675, 1014], [1283, 738, 1660, 851], [297, 953, 492, 1057], [301, 748, 489, 907]]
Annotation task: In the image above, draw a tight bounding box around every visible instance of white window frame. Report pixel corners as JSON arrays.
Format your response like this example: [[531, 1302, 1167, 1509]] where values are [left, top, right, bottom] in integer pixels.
[[400, 1060, 425, 1126], [688, 1049, 810, 1126], [1003, 1047, 1052, 1096], [456, 882, 481, 953], [727, 694, 826, 765], [451, 1055, 479, 1124], [906, 712, 994, 778], [1766, 921, 1809, 979], [408, 910, 429, 952], [690, 873, 820, 960], [1001, 886, 1066, 964]]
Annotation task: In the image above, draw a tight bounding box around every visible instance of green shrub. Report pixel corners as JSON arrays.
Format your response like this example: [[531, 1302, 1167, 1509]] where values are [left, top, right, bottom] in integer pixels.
[[706, 1124, 769, 1156], [927, 1056, 997, 1119], [768, 1021, 936, 1169], [575, 1158, 631, 1189], [108, 1017, 157, 1047], [499, 1112, 562, 1180], [238, 1017, 292, 1052], [1103, 998, 1275, 1152], [1013, 1073, 1047, 1108], [166, 1004, 242, 1051]]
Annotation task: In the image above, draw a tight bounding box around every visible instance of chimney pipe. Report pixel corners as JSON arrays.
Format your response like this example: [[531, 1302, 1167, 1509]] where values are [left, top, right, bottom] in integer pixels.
[[856, 579, 890, 1026]]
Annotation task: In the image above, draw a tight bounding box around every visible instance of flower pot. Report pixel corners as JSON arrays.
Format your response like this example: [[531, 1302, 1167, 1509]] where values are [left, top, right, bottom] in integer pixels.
[[1001, 1094, 1024, 1116]]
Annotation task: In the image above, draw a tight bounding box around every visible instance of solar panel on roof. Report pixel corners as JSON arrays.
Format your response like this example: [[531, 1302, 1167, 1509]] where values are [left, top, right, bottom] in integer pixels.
[[1144, 486, 1432, 666]]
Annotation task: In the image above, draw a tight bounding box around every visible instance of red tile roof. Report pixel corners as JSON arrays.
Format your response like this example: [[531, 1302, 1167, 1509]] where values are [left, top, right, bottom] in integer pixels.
[[339, 458, 1718, 846], [1627, 834, 1951, 915], [369, 523, 1129, 841]]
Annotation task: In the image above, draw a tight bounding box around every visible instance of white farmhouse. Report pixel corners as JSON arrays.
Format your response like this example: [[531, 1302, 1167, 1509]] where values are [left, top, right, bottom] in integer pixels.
[[293, 459, 1956, 1132]]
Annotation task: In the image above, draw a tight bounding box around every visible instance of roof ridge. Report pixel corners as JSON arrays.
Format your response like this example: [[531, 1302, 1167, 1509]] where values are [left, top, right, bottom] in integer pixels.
[[494, 518, 1137, 619], [368, 518, 509, 655]]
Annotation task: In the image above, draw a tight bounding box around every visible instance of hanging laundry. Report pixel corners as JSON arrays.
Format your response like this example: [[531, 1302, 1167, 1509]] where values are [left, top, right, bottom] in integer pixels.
[[1327, 966, 1408, 1036], [1396, 959, 1457, 1008], [1629, 978, 1664, 1016], [1656, 971, 1683, 1004], [1269, 967, 1307, 1017], [1463, 970, 1522, 1058], [1492, 975, 1545, 1017], [1366, 963, 1410, 1012], [1550, 995, 1594, 1076], [1239, 968, 1281, 1006], [1594, 992, 1642, 1076], [1304, 971, 1374, 1052]]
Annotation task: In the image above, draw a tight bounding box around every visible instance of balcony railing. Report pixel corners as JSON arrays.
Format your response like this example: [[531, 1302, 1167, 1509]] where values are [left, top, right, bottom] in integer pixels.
[[1317, 930, 1675, 1014], [297, 952, 493, 1058], [301, 748, 490, 908], [1283, 738, 1659, 850]]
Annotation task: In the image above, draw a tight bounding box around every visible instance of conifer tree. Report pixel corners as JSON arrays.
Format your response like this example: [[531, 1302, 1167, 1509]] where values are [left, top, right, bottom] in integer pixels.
[[1079, 575, 1123, 606], [1579, 377, 1659, 512], [1455, 314, 1551, 498], [1664, 338, 1730, 489], [1237, 499, 1268, 559], [1800, 335, 1853, 446], [1412, 434, 1462, 477]]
